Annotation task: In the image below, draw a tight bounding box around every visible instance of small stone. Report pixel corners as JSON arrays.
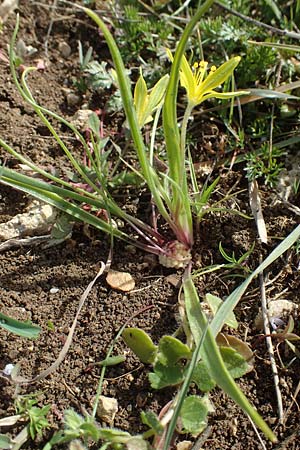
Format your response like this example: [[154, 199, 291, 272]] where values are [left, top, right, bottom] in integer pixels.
[[58, 41, 71, 58], [254, 299, 298, 330], [50, 287, 60, 294], [3, 364, 14, 376], [66, 92, 81, 106], [165, 274, 181, 288], [70, 109, 94, 131], [106, 270, 135, 292], [96, 395, 118, 423], [176, 441, 192, 450], [0, 200, 57, 240]]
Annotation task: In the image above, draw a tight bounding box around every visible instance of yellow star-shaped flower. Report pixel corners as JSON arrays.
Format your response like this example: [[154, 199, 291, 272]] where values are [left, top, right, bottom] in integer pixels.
[[167, 50, 247, 107]]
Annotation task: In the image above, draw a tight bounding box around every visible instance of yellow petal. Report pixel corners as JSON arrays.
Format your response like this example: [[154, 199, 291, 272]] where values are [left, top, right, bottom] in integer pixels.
[[199, 56, 241, 95], [180, 54, 196, 97], [134, 71, 149, 128]]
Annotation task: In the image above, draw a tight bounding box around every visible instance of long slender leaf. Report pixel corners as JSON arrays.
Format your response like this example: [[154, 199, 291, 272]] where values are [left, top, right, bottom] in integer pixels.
[[162, 0, 216, 244], [183, 275, 277, 443], [248, 40, 300, 52], [0, 312, 40, 339], [247, 88, 300, 100], [211, 225, 300, 336]]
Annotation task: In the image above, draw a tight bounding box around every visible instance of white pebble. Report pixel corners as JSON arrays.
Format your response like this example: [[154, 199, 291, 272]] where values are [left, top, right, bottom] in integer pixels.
[[3, 364, 14, 376], [50, 287, 60, 294]]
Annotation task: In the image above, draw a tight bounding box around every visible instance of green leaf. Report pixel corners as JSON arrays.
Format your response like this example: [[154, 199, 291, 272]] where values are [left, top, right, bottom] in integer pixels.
[[50, 213, 73, 241], [87, 112, 100, 135], [0, 434, 13, 449], [80, 423, 100, 441], [98, 428, 131, 443], [64, 409, 84, 430], [183, 275, 277, 443], [0, 312, 40, 339], [212, 225, 300, 337], [149, 362, 184, 389], [146, 74, 169, 116], [122, 328, 157, 364], [205, 294, 238, 329], [247, 88, 300, 100], [191, 360, 216, 392], [157, 336, 191, 365], [97, 355, 126, 366], [141, 411, 164, 435], [180, 395, 211, 435], [220, 347, 249, 379]]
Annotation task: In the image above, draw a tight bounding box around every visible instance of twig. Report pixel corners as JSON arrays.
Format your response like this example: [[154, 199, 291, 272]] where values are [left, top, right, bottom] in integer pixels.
[[248, 415, 267, 450], [191, 426, 212, 450], [215, 1, 300, 41], [259, 256, 284, 421]]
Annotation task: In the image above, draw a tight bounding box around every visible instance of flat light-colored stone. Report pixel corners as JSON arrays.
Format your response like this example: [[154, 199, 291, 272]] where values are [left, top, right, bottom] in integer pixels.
[[106, 270, 135, 292], [254, 299, 298, 330], [96, 395, 118, 423], [70, 109, 94, 131], [0, 200, 57, 240], [176, 441, 192, 450], [58, 41, 71, 58]]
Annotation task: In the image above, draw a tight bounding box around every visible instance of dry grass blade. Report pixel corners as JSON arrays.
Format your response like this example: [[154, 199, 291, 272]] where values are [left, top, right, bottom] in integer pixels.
[[259, 258, 283, 421], [249, 180, 268, 244]]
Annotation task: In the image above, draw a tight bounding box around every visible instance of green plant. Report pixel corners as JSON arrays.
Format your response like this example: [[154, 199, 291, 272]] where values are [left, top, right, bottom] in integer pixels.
[[0, 0, 246, 268], [2, 0, 296, 445], [15, 396, 50, 440], [76, 41, 127, 112], [219, 241, 255, 277], [0, 394, 50, 449], [114, 1, 172, 64], [245, 142, 286, 187]]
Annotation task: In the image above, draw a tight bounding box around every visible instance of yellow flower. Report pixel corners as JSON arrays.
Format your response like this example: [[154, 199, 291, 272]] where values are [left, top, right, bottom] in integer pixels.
[[167, 49, 247, 107], [134, 70, 169, 128]]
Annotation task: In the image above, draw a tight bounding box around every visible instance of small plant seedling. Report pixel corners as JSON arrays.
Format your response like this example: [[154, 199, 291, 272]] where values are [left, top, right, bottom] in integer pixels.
[[244, 143, 286, 188], [219, 241, 255, 277], [0, 394, 50, 449]]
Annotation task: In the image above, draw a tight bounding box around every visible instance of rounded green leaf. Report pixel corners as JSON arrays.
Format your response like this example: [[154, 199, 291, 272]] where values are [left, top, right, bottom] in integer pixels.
[[122, 328, 157, 364], [180, 395, 211, 435], [220, 346, 249, 379], [157, 335, 191, 365]]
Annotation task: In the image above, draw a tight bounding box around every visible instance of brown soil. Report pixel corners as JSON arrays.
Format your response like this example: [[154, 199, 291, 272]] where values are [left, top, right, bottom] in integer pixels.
[[1, 2, 300, 449]]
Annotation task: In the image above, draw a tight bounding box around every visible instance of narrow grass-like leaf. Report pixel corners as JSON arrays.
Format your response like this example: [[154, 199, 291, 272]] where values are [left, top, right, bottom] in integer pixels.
[[248, 40, 300, 52], [162, 0, 216, 244], [247, 88, 300, 100], [183, 274, 277, 443], [211, 224, 300, 336], [82, 7, 174, 230], [0, 312, 40, 339], [162, 323, 209, 450], [97, 355, 126, 366]]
